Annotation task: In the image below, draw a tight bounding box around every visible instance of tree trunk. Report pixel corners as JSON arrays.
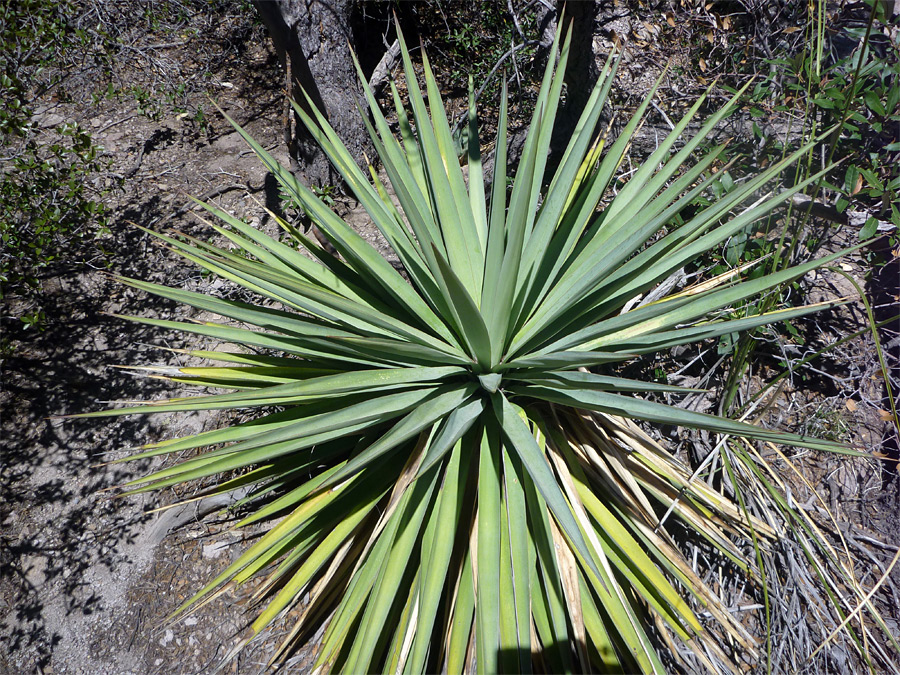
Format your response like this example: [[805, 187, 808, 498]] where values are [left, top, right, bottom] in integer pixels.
[[481, 1, 601, 188], [560, 0, 599, 120], [542, 1, 601, 176], [252, 0, 371, 186]]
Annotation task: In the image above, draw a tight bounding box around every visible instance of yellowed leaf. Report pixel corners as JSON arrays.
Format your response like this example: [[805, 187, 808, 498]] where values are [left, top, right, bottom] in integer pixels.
[[852, 172, 864, 195], [699, 58, 707, 72], [878, 409, 895, 422], [706, 30, 715, 43], [783, 26, 803, 34], [666, 12, 676, 27], [845, 399, 858, 412]]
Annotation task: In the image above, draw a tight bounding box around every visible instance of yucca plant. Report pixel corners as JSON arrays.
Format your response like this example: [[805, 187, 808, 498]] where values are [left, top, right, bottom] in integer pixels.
[[78, 21, 895, 674]]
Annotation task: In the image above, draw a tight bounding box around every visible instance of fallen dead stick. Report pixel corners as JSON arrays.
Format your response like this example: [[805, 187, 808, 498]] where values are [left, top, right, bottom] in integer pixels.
[[789, 193, 896, 233], [368, 39, 401, 96], [144, 486, 254, 547], [165, 181, 266, 223]]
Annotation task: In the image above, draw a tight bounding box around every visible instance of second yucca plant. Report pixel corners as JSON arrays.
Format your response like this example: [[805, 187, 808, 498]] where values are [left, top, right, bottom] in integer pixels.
[[81, 21, 887, 674]]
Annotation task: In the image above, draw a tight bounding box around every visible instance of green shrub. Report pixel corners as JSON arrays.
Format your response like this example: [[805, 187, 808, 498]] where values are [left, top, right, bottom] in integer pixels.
[[0, 121, 111, 299], [0, 0, 111, 307], [743, 1, 900, 236], [80, 21, 897, 673], [697, 0, 900, 413]]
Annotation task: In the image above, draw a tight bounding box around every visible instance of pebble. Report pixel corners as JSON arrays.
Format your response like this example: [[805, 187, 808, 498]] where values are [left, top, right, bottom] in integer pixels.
[[202, 541, 228, 558]]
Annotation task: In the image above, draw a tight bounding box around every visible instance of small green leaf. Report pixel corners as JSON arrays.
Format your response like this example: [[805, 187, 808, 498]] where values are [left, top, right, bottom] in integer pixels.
[[859, 217, 878, 240], [864, 90, 886, 116]]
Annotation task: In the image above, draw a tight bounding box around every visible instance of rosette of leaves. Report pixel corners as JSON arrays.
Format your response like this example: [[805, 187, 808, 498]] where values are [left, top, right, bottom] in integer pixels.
[[80, 23, 891, 674]]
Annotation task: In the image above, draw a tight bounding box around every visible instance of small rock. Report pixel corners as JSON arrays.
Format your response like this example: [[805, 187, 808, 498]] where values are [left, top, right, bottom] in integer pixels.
[[202, 540, 228, 558], [40, 113, 65, 127]]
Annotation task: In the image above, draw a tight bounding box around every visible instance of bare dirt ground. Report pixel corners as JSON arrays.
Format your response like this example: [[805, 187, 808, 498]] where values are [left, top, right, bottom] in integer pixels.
[[0, 15, 297, 672], [1, 3, 898, 674]]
